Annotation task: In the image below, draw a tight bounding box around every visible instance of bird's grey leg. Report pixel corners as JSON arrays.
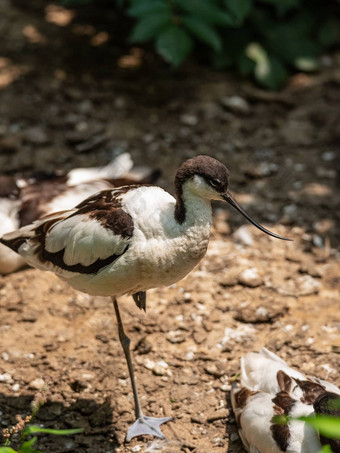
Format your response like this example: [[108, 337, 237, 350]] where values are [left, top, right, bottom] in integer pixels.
[[132, 291, 146, 311], [112, 297, 172, 442]]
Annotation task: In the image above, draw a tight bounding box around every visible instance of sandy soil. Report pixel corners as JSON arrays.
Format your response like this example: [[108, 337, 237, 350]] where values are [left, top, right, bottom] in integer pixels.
[[0, 2, 339, 452]]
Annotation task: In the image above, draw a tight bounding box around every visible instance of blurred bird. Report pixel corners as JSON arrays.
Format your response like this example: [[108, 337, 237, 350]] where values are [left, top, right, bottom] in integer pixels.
[[0, 153, 160, 274], [231, 348, 340, 453], [1, 155, 289, 441]]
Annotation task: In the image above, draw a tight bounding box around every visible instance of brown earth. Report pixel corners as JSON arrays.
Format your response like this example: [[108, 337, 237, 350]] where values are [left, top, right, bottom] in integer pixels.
[[0, 2, 339, 452]]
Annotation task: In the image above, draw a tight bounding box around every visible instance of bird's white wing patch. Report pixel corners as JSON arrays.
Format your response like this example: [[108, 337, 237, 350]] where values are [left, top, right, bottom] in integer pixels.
[[45, 214, 130, 267], [66, 152, 133, 185], [45, 181, 112, 214], [241, 351, 306, 395]]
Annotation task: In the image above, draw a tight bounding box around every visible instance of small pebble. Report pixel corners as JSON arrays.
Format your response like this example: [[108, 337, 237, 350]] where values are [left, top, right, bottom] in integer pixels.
[[144, 359, 172, 376], [0, 373, 13, 384], [230, 432, 239, 442], [221, 96, 250, 114], [238, 267, 263, 287], [233, 225, 254, 246], [180, 114, 198, 126], [29, 378, 45, 390]]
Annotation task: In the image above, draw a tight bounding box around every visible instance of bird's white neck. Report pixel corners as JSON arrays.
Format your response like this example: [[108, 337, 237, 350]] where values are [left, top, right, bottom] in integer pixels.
[[174, 183, 212, 228]]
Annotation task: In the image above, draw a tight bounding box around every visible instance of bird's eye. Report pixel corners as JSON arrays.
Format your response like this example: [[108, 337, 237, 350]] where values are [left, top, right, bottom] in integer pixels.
[[210, 179, 221, 188]]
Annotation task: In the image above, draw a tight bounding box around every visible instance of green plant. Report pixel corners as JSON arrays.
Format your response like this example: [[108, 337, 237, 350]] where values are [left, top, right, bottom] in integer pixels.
[[273, 398, 340, 453], [1, 383, 83, 453], [127, 0, 340, 88], [58, 0, 340, 89]]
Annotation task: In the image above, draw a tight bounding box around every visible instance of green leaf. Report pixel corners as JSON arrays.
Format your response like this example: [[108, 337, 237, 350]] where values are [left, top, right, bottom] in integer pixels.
[[224, 0, 253, 25], [299, 415, 340, 439], [129, 13, 172, 42], [238, 53, 255, 76], [246, 42, 288, 90], [182, 17, 222, 52], [156, 25, 193, 66], [264, 23, 321, 67], [24, 426, 84, 436], [319, 445, 333, 453], [0, 448, 18, 453], [180, 0, 234, 26], [18, 437, 40, 453], [128, 1, 171, 18]]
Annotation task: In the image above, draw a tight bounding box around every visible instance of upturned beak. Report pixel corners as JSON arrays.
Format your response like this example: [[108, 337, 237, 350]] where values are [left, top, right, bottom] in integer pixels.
[[222, 191, 292, 241]]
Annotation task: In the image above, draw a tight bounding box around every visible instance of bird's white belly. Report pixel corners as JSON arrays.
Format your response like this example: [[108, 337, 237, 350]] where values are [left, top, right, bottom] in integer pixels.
[[67, 224, 210, 297]]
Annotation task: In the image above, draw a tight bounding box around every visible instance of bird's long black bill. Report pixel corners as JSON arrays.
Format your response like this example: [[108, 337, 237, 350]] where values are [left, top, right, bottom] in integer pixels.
[[223, 192, 292, 241]]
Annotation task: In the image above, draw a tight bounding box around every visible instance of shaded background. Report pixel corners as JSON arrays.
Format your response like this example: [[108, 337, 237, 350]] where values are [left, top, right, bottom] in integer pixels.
[[0, 1, 339, 452]]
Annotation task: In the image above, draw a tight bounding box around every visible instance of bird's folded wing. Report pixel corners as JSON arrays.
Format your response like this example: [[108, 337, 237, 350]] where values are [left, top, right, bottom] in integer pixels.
[[1, 190, 134, 276]]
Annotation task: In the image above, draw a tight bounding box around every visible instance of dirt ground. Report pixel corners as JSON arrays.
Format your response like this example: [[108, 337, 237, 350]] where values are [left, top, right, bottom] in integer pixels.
[[0, 1, 339, 452]]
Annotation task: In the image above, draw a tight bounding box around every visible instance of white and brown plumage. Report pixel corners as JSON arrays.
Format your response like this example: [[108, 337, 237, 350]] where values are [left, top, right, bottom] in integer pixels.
[[0, 153, 160, 274], [1, 155, 289, 441], [231, 348, 340, 453]]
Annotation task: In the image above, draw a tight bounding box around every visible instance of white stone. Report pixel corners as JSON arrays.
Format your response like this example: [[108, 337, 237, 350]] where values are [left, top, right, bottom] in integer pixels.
[[29, 378, 45, 390]]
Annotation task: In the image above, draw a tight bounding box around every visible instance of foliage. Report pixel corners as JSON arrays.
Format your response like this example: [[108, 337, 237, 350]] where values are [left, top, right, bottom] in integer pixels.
[[1, 383, 83, 453], [60, 0, 340, 88], [274, 413, 340, 439], [1, 424, 82, 453], [273, 399, 340, 453]]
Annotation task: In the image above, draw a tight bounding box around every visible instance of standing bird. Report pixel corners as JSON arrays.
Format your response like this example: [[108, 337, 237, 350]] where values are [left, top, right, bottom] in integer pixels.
[[231, 348, 340, 453], [0, 155, 289, 441]]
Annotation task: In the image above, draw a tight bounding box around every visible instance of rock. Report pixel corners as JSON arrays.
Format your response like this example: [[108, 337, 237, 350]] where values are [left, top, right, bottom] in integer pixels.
[[207, 409, 229, 422], [233, 225, 254, 246], [95, 334, 109, 344], [134, 337, 152, 354], [321, 151, 336, 161], [191, 414, 206, 424], [312, 234, 323, 248], [204, 363, 226, 378], [193, 330, 207, 344], [221, 96, 250, 115], [29, 378, 45, 390], [166, 330, 186, 344], [180, 113, 198, 126], [144, 359, 172, 376], [230, 432, 239, 442], [244, 162, 279, 178], [21, 310, 39, 322], [219, 270, 239, 287], [276, 275, 321, 296], [23, 127, 49, 145], [299, 263, 323, 278], [238, 268, 263, 287], [217, 325, 256, 349], [0, 372, 13, 384], [234, 300, 288, 323], [0, 135, 20, 153], [281, 119, 314, 145], [313, 219, 335, 234]]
